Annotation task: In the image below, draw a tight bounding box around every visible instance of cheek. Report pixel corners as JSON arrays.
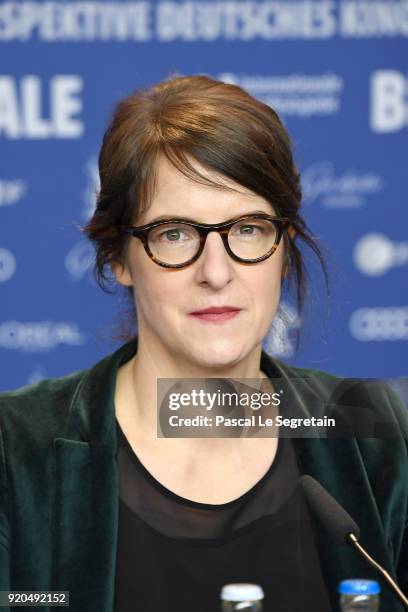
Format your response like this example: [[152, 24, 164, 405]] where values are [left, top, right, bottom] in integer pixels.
[[253, 277, 281, 308], [247, 260, 283, 317], [132, 266, 185, 317]]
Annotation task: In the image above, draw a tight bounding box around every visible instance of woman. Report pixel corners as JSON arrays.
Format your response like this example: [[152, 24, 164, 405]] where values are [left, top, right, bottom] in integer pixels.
[[0, 75, 407, 612]]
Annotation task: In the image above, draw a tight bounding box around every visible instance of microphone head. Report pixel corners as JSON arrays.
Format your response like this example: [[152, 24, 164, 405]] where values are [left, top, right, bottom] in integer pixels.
[[300, 475, 360, 545]]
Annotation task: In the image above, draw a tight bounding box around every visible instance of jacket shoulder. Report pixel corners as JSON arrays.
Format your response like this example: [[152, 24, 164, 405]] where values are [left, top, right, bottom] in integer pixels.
[[0, 367, 89, 444], [0, 367, 86, 410], [273, 356, 408, 437], [281, 361, 343, 384], [272, 356, 349, 401]]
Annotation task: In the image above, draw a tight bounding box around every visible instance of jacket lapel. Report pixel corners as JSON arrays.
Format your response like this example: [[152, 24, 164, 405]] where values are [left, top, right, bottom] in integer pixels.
[[52, 340, 138, 612], [53, 438, 118, 611]]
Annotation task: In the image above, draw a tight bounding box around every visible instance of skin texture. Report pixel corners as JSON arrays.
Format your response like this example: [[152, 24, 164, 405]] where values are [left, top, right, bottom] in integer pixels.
[[112, 155, 284, 502]]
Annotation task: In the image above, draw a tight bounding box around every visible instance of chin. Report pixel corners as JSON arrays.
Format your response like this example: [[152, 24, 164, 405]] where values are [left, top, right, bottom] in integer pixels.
[[188, 341, 247, 368]]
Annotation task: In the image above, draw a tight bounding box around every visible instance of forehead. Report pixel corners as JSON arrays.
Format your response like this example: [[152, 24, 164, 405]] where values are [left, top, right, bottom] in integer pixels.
[[139, 154, 275, 223]]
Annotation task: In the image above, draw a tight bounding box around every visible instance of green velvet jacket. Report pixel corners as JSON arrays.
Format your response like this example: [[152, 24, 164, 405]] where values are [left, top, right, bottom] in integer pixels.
[[0, 337, 407, 612]]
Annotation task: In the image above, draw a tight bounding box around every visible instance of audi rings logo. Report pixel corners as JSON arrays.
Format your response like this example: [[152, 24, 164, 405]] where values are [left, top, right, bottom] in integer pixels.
[[349, 307, 408, 341], [0, 248, 16, 282]]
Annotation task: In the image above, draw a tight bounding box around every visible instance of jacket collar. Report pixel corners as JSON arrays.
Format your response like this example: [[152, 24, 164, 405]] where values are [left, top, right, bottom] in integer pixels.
[[67, 338, 138, 447], [67, 335, 325, 446]]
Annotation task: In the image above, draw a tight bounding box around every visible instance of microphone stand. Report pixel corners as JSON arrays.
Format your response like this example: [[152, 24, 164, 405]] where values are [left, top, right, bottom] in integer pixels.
[[346, 533, 408, 609]]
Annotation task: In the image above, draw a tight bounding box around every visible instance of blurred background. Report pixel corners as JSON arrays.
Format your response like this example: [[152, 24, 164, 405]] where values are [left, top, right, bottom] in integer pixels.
[[1, 0, 407, 392]]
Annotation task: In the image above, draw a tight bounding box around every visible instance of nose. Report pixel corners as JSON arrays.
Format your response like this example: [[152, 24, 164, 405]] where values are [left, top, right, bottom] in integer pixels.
[[194, 231, 234, 288]]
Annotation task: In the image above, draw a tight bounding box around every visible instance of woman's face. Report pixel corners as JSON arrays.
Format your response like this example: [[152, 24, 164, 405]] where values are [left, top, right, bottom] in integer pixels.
[[114, 155, 286, 369]]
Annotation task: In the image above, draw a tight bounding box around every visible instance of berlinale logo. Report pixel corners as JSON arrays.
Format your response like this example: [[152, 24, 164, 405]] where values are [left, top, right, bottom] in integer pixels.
[[0, 75, 83, 139], [370, 70, 408, 133]]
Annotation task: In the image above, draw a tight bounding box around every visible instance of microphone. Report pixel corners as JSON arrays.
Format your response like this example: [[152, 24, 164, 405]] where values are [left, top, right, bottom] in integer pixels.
[[300, 475, 408, 609]]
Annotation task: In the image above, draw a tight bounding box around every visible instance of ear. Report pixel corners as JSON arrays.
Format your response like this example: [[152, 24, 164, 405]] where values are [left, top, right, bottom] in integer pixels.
[[111, 260, 133, 287]]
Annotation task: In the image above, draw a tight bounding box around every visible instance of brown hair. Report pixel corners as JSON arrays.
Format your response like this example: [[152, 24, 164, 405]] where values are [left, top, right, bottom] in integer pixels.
[[81, 74, 329, 350]]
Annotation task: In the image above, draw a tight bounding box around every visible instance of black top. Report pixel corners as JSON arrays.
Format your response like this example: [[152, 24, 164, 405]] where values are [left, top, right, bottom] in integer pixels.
[[113, 419, 333, 611]]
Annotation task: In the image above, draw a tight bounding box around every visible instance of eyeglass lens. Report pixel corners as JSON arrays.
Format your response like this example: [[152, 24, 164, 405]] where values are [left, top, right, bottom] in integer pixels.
[[147, 218, 278, 265]]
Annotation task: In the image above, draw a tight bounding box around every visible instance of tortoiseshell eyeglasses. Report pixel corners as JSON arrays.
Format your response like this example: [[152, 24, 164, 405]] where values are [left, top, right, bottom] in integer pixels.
[[118, 213, 290, 269]]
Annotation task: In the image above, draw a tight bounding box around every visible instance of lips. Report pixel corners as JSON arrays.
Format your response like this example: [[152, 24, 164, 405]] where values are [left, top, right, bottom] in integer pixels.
[[190, 306, 241, 315], [188, 306, 242, 324]]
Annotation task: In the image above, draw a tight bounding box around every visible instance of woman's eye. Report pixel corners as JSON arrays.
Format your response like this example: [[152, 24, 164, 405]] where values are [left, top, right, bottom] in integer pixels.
[[163, 229, 182, 241], [236, 224, 262, 235], [157, 227, 191, 242]]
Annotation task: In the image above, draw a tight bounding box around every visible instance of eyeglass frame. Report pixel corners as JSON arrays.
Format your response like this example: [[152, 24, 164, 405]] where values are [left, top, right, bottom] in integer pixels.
[[118, 213, 291, 269]]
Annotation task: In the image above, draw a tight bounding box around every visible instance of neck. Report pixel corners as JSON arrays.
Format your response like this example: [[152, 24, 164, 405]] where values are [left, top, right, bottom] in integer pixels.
[[114, 333, 273, 452]]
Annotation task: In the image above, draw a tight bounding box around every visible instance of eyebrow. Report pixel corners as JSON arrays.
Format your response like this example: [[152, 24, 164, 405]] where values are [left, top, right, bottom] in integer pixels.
[[147, 210, 273, 224]]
